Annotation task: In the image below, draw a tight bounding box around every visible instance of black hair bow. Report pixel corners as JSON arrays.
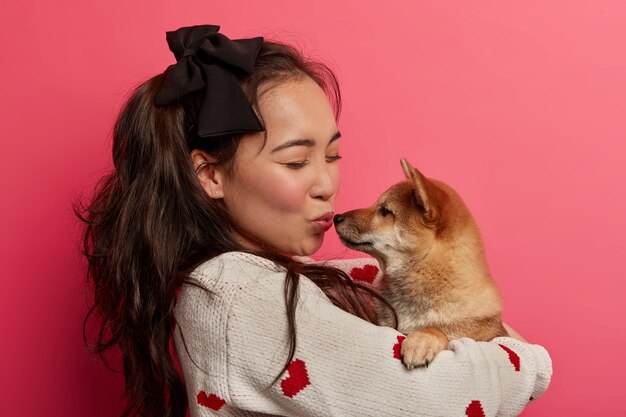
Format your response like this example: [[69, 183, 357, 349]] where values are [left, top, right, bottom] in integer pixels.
[[154, 24, 265, 138]]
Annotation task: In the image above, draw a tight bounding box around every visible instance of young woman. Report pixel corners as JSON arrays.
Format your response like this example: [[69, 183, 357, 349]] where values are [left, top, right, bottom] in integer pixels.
[[76, 24, 552, 417]]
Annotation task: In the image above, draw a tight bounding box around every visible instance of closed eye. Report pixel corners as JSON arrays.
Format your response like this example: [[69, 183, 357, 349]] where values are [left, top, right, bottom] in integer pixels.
[[284, 154, 342, 169], [285, 161, 308, 169]]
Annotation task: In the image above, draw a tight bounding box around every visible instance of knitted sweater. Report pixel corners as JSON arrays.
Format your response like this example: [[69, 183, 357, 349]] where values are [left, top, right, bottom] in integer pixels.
[[173, 251, 552, 417]]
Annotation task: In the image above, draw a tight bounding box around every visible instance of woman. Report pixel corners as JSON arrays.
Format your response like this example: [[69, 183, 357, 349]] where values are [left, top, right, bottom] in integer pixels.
[[76, 24, 552, 417]]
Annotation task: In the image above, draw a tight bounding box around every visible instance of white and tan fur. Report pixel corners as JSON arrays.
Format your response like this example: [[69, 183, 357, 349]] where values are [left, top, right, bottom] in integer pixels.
[[334, 159, 507, 369]]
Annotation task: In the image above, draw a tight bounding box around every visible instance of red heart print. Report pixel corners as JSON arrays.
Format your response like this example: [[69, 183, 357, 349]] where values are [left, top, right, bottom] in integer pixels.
[[393, 335, 406, 360], [498, 344, 521, 371], [281, 358, 310, 398], [197, 391, 225, 411], [350, 264, 379, 284], [466, 400, 486, 417]]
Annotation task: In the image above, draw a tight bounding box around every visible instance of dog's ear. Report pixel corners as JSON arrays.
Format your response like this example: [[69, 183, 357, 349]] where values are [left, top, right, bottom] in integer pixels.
[[400, 158, 415, 180], [400, 159, 435, 221]]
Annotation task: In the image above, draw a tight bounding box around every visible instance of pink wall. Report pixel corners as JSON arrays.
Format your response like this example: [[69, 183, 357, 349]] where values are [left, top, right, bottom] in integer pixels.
[[2, 1, 625, 415]]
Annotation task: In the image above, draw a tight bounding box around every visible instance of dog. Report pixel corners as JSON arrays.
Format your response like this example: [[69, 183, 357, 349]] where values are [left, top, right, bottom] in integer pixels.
[[334, 159, 508, 369]]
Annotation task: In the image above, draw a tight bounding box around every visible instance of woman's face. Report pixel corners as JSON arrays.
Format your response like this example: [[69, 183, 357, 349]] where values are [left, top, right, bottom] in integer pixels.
[[194, 77, 341, 257]]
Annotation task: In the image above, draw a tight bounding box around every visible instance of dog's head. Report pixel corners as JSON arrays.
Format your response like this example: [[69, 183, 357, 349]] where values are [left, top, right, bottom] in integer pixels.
[[335, 159, 471, 267]]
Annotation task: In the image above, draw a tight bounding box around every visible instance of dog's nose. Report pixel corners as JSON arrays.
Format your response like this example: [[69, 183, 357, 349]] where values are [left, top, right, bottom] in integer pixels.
[[333, 214, 345, 224]]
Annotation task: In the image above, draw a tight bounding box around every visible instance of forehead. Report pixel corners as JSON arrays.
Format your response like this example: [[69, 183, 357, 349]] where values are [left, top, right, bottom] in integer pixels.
[[256, 77, 338, 146], [380, 181, 414, 202]]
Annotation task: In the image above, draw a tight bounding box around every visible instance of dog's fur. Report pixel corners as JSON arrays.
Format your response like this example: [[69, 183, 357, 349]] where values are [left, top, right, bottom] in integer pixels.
[[334, 159, 508, 369]]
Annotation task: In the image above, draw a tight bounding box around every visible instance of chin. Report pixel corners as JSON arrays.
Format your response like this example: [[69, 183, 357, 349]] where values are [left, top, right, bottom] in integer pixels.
[[298, 235, 324, 257]]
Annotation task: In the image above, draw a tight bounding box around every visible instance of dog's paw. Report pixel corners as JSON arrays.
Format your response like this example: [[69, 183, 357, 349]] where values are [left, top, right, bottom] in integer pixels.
[[400, 328, 449, 370]]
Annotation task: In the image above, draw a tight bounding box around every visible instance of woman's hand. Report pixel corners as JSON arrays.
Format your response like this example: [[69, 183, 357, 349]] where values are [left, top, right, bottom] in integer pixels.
[[503, 322, 528, 343]]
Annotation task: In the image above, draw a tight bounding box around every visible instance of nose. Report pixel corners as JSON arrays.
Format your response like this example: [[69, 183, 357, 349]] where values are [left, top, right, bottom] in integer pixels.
[[333, 214, 345, 224], [311, 159, 338, 201]]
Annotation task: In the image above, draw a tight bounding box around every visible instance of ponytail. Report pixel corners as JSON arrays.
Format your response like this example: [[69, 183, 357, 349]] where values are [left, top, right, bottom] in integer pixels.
[[75, 73, 234, 417]]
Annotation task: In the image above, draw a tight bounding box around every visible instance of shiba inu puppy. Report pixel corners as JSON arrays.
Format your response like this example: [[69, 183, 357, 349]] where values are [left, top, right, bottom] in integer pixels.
[[334, 159, 508, 369]]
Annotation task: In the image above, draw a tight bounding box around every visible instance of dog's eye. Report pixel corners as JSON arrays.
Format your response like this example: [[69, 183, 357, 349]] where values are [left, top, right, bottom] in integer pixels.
[[378, 206, 393, 217]]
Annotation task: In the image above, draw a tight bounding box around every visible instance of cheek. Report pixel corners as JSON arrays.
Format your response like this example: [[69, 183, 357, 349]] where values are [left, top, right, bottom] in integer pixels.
[[331, 164, 341, 192], [247, 167, 309, 213]]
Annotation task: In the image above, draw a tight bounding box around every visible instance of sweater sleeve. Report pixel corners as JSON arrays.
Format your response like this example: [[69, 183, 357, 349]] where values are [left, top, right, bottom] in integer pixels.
[[309, 256, 384, 287], [222, 258, 552, 417]]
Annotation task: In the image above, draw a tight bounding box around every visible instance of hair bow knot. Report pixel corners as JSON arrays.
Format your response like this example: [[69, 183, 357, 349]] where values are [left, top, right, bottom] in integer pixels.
[[154, 24, 265, 138]]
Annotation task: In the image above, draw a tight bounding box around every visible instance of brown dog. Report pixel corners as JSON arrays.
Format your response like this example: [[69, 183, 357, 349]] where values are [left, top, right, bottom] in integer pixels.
[[334, 159, 508, 369]]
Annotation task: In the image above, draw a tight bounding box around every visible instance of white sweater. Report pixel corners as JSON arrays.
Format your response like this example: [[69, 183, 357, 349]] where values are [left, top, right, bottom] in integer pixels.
[[173, 251, 552, 417]]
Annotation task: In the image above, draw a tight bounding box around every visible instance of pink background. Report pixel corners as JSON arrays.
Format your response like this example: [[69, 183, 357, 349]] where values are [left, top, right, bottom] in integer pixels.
[[2, 1, 624, 415]]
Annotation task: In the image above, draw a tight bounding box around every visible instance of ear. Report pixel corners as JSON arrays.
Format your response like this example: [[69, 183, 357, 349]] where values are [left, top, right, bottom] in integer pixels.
[[191, 149, 225, 199], [400, 158, 434, 221]]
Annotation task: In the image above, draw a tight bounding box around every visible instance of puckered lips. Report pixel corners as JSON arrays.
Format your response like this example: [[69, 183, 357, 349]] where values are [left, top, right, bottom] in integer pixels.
[[312, 211, 334, 232]]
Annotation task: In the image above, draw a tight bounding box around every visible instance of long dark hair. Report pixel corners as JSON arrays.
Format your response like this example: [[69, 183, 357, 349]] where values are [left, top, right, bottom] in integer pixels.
[[74, 39, 398, 417]]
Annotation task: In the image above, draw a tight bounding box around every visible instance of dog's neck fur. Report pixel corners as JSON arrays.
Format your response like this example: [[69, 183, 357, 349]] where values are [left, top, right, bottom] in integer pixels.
[[377, 228, 502, 332], [387, 232, 490, 285]]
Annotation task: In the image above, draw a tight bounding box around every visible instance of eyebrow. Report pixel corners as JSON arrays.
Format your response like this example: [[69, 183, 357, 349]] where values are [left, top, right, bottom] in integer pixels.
[[270, 131, 342, 153]]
